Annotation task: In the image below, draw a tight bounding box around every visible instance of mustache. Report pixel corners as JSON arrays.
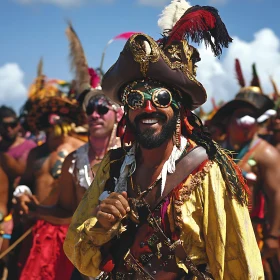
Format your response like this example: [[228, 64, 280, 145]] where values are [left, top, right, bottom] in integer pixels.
[[134, 112, 167, 124]]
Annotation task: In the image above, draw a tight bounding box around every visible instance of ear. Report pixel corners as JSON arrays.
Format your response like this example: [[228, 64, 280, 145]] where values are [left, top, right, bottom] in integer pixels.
[[115, 107, 124, 123]]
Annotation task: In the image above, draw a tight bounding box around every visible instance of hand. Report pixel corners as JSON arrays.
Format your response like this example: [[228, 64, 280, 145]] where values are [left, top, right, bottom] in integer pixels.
[[14, 194, 39, 216], [96, 192, 130, 230], [262, 237, 279, 259]]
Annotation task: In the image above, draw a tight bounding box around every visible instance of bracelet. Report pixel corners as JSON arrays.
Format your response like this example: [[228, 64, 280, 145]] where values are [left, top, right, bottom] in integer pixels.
[[264, 234, 279, 240]]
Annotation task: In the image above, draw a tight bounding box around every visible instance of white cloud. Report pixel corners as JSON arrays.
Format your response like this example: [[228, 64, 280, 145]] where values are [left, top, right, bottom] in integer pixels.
[[196, 28, 280, 111], [0, 64, 27, 113]]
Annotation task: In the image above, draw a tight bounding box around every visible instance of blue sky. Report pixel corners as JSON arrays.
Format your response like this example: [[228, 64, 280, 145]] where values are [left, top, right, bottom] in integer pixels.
[[0, 0, 279, 111]]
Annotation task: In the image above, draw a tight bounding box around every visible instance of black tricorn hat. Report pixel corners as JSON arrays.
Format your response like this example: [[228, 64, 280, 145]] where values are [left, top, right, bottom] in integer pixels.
[[102, 34, 206, 110], [210, 86, 275, 126]]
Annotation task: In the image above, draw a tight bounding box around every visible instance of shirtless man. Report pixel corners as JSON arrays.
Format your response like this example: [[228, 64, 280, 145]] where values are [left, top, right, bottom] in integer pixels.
[[11, 122, 84, 280], [211, 89, 280, 279], [8, 73, 86, 280]]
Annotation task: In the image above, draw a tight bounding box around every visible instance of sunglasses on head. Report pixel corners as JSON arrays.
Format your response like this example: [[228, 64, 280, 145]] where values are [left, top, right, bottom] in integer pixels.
[[86, 99, 110, 116], [124, 88, 173, 110], [1, 121, 18, 129]]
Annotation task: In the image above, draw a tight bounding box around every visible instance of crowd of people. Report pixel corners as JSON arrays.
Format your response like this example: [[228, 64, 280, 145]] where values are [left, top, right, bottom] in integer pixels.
[[0, 0, 280, 279]]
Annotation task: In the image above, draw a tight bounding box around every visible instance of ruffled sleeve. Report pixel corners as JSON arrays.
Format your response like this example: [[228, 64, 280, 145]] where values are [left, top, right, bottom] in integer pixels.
[[176, 161, 264, 279]]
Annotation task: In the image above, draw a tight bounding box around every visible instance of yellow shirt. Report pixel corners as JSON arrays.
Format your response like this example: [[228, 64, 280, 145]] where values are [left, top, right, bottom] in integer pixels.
[[64, 151, 264, 279]]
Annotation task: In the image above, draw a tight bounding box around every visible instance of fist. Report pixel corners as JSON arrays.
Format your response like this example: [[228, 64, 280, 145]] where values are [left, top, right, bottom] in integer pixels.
[[14, 194, 39, 216], [96, 192, 130, 230]]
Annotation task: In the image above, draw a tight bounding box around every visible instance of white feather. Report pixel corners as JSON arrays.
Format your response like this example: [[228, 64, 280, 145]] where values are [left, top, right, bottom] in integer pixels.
[[158, 0, 192, 35]]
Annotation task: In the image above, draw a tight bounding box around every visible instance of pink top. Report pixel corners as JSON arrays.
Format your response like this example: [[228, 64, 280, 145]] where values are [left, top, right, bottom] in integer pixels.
[[7, 139, 36, 161]]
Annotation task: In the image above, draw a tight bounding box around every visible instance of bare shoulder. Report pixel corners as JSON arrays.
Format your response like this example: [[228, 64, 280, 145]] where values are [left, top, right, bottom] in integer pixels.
[[256, 139, 280, 168], [68, 136, 85, 149]]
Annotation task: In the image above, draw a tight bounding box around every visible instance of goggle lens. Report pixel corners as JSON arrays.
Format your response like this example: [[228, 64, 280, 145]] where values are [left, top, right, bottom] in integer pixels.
[[125, 88, 172, 110], [152, 89, 172, 108]]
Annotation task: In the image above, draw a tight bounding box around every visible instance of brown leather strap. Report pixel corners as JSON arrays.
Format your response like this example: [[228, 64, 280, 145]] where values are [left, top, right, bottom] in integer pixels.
[[152, 146, 208, 210]]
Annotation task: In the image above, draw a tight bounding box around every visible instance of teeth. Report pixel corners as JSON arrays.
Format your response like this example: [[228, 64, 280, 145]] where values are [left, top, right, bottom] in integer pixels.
[[142, 119, 158, 124]]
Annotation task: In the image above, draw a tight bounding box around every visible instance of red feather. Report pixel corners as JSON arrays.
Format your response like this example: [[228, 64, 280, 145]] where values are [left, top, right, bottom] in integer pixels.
[[166, 6, 232, 57], [88, 67, 100, 88], [167, 10, 216, 43], [235, 59, 246, 87]]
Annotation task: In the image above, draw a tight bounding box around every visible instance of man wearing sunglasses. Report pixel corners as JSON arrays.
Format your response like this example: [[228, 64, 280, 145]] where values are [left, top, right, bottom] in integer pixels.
[[0, 106, 36, 183], [64, 2, 263, 279]]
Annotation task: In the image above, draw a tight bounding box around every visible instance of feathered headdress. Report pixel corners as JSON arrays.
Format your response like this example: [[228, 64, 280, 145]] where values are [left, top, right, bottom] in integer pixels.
[[65, 22, 100, 99], [158, 0, 232, 57]]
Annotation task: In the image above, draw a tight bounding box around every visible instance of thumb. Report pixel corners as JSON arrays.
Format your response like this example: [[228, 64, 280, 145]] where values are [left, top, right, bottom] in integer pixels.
[[121, 191, 128, 199], [30, 195, 39, 205]]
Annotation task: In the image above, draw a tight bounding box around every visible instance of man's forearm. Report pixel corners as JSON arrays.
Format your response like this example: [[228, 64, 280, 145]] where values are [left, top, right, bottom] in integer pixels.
[[267, 191, 280, 236]]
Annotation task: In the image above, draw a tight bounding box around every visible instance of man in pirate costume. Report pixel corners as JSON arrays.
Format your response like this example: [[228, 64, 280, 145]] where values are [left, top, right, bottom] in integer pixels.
[[64, 1, 263, 279], [210, 61, 280, 280], [9, 60, 86, 280]]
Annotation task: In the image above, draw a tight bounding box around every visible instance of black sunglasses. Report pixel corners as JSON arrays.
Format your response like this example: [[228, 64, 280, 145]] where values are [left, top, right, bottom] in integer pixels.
[[86, 103, 110, 116], [1, 121, 18, 129]]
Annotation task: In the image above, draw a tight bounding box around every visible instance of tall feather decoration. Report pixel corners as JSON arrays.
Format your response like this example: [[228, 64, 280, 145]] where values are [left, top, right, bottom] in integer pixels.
[[235, 59, 246, 87], [166, 5, 232, 57], [37, 57, 43, 78], [250, 63, 263, 93], [270, 76, 280, 98], [158, 0, 192, 36], [65, 21, 91, 94], [29, 57, 45, 98]]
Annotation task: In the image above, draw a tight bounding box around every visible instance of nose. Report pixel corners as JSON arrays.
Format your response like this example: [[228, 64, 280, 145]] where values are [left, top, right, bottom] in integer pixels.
[[91, 109, 100, 119], [143, 100, 156, 113]]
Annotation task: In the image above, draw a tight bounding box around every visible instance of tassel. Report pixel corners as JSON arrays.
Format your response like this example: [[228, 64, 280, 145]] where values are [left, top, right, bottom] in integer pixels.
[[175, 115, 181, 149], [166, 5, 232, 57], [235, 59, 246, 88]]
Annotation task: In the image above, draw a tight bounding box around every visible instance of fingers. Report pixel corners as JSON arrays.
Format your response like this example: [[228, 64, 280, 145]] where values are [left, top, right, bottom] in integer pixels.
[[30, 195, 39, 205], [96, 192, 130, 229]]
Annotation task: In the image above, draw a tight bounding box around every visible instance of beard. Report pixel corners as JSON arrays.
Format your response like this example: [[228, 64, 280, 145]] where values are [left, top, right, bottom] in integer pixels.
[[127, 111, 178, 149]]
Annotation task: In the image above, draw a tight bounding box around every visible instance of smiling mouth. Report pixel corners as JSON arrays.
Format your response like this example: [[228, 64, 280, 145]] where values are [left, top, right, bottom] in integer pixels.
[[141, 118, 159, 124]]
